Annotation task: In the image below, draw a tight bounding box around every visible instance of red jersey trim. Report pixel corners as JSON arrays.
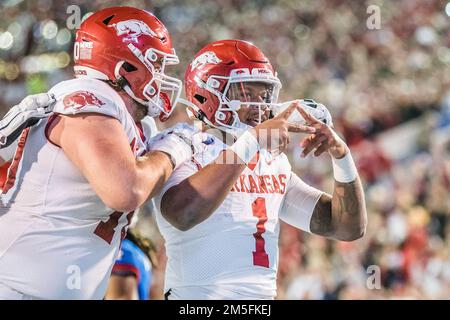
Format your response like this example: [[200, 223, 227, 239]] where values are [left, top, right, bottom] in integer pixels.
[[112, 263, 141, 281], [2, 128, 30, 194]]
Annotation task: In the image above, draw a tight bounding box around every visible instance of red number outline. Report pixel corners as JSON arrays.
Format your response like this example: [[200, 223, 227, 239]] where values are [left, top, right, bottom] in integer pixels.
[[94, 211, 134, 244], [252, 197, 269, 268]]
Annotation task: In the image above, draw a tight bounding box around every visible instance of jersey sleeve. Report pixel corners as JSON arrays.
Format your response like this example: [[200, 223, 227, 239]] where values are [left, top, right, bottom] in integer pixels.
[[51, 90, 121, 121], [279, 172, 324, 233], [112, 241, 141, 279]]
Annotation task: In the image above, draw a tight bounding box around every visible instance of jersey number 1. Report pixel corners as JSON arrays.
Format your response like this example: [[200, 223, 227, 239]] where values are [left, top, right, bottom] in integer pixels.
[[252, 197, 269, 268]]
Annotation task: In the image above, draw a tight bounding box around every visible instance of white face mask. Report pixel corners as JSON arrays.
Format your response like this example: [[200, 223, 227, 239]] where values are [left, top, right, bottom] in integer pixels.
[[217, 73, 281, 132], [181, 69, 282, 137], [116, 46, 183, 120], [145, 93, 169, 117]]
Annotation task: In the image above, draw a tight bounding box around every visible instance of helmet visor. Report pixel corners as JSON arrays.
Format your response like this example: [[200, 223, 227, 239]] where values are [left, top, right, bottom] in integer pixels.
[[224, 81, 278, 125], [226, 81, 277, 104]]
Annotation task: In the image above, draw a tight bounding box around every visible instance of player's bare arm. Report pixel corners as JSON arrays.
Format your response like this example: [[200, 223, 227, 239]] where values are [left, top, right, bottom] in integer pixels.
[[48, 113, 173, 212], [105, 275, 139, 300], [160, 156, 245, 231], [161, 102, 315, 231], [298, 107, 367, 241], [311, 180, 366, 241]]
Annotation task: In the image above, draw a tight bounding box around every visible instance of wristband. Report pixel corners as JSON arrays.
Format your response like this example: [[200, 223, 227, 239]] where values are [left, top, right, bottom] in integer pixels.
[[148, 134, 192, 170], [228, 130, 260, 165], [332, 151, 358, 183]]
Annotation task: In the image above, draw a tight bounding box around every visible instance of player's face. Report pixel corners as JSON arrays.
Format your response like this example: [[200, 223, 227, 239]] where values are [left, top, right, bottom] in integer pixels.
[[152, 56, 164, 72], [227, 82, 274, 127]]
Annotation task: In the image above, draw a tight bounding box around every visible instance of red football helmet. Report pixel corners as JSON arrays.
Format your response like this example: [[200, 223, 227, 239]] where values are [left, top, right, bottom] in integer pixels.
[[73, 6, 181, 121], [183, 39, 281, 134]]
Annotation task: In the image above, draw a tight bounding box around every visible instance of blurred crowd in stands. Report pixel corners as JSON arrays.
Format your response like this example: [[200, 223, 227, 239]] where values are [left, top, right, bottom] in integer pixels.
[[0, 0, 449, 299]]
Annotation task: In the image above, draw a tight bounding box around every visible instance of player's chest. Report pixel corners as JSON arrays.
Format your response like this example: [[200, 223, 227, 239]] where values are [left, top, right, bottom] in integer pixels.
[[230, 151, 290, 197], [219, 152, 290, 225]]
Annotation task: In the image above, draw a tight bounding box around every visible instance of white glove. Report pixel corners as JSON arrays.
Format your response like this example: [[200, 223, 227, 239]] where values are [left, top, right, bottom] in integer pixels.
[[0, 93, 56, 147], [274, 99, 333, 126], [147, 123, 203, 170]]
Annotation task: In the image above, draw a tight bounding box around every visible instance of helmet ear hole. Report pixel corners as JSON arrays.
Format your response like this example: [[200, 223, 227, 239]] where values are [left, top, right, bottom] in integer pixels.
[[194, 94, 207, 104], [102, 15, 115, 25], [122, 62, 137, 72]]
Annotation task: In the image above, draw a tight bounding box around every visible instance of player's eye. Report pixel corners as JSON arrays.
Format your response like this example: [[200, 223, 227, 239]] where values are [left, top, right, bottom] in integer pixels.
[[239, 92, 251, 100], [153, 57, 164, 72], [257, 90, 269, 102]]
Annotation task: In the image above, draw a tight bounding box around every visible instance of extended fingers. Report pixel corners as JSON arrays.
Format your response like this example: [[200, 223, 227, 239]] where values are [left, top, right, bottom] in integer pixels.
[[301, 134, 327, 157], [313, 141, 330, 157], [277, 101, 300, 120], [287, 123, 316, 133], [298, 105, 322, 125]]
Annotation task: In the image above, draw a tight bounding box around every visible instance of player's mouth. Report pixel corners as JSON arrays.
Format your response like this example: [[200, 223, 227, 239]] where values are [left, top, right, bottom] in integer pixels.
[[246, 107, 269, 126]]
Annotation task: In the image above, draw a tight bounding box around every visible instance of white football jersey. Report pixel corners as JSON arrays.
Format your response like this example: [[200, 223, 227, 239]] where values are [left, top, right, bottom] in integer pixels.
[[0, 78, 146, 299], [155, 128, 323, 299]]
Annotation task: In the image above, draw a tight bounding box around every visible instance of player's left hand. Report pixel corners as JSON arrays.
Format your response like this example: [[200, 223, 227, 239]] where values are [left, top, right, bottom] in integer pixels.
[[298, 106, 348, 159], [147, 123, 206, 169]]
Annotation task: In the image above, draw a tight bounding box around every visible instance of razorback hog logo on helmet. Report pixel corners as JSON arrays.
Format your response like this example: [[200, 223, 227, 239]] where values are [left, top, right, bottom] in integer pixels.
[[190, 51, 222, 71], [110, 19, 158, 43], [63, 91, 105, 111]]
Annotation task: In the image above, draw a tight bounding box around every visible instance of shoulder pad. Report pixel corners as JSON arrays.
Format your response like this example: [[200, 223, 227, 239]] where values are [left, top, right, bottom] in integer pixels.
[[49, 79, 124, 120]]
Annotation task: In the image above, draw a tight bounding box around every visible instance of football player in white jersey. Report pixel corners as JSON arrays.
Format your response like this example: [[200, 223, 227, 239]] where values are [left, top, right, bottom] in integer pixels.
[[155, 40, 368, 300], [0, 7, 192, 299]]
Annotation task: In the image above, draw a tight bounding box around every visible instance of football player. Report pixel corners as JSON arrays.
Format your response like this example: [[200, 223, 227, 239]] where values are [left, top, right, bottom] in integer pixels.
[[0, 7, 191, 299], [155, 40, 368, 299]]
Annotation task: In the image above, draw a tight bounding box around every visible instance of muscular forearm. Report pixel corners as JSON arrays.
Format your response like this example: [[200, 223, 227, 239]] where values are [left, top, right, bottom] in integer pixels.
[[161, 150, 246, 231], [92, 150, 173, 212], [311, 177, 366, 241], [134, 151, 174, 204], [331, 177, 367, 240]]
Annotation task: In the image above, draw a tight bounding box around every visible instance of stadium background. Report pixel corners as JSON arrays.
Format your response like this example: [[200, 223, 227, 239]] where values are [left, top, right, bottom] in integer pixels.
[[0, 0, 448, 299]]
